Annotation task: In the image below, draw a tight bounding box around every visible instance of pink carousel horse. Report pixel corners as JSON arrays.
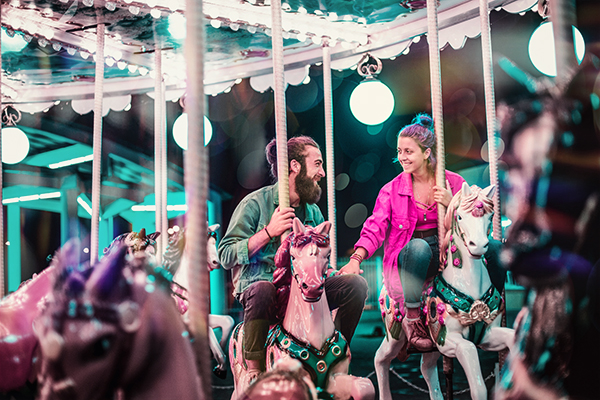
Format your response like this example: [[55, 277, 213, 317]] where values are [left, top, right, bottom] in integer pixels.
[[229, 218, 375, 400], [374, 183, 514, 400], [33, 239, 201, 400], [164, 224, 235, 378]]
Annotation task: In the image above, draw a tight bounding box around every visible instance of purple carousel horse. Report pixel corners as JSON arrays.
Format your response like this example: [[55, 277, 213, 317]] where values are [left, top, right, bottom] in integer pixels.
[[229, 218, 375, 400], [34, 239, 201, 400], [374, 183, 514, 400], [0, 229, 159, 394]]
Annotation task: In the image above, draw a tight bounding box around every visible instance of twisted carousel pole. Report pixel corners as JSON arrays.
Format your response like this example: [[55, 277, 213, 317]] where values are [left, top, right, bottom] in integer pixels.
[[90, 22, 105, 265], [550, 0, 578, 90], [154, 48, 168, 262], [184, 1, 212, 398], [0, 4, 4, 296], [271, 0, 289, 211], [479, 0, 502, 241], [322, 42, 337, 267]]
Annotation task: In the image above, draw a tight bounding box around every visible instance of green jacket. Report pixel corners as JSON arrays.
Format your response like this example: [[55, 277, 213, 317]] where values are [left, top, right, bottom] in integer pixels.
[[218, 183, 325, 295]]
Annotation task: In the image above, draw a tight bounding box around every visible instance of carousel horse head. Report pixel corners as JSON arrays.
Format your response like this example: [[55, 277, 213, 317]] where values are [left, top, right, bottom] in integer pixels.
[[441, 182, 495, 264], [273, 218, 331, 308], [163, 223, 221, 276], [104, 228, 160, 260], [34, 239, 200, 400]]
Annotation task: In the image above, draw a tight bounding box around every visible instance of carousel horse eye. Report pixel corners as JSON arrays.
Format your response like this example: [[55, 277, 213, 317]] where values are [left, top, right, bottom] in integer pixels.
[[82, 334, 115, 361]]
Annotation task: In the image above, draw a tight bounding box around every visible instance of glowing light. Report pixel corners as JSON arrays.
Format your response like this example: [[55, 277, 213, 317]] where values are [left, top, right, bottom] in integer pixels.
[[1, 28, 28, 52], [77, 196, 93, 216], [528, 21, 585, 77], [173, 114, 213, 149], [168, 13, 186, 40], [131, 204, 188, 212], [1, 126, 30, 164], [49, 154, 93, 169], [349, 79, 395, 125]]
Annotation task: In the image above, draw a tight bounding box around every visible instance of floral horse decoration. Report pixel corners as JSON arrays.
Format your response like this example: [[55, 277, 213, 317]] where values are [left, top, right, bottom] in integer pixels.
[[375, 183, 514, 400], [229, 218, 375, 400]]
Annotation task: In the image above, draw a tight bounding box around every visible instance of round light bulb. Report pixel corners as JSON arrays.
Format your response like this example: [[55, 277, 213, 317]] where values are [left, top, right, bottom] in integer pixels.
[[173, 114, 213, 150], [528, 21, 585, 77], [2, 126, 30, 164], [349, 79, 395, 125]]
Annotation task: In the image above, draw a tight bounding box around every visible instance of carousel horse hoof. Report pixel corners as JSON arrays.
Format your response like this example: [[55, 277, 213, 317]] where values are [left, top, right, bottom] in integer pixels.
[[402, 317, 435, 352], [213, 366, 227, 379]]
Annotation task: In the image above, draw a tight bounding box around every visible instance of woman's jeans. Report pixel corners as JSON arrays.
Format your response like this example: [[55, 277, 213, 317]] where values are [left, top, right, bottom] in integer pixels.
[[399, 236, 505, 307]]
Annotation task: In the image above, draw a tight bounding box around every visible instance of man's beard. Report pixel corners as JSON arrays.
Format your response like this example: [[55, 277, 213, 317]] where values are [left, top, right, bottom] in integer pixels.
[[295, 166, 322, 205]]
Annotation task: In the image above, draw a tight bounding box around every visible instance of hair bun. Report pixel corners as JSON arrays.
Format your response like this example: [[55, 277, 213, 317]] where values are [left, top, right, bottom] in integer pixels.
[[412, 113, 433, 128]]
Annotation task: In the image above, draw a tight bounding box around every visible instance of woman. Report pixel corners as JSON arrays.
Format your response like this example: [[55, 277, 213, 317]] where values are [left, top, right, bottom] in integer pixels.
[[339, 113, 465, 351]]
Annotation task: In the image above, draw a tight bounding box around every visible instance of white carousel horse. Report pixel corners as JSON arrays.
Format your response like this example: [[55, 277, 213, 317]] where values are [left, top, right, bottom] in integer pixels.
[[229, 218, 375, 400], [165, 224, 235, 378], [375, 183, 514, 400]]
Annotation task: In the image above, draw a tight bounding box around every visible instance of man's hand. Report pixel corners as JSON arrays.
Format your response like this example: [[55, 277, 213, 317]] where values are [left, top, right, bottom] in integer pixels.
[[266, 206, 295, 237], [338, 260, 363, 275]]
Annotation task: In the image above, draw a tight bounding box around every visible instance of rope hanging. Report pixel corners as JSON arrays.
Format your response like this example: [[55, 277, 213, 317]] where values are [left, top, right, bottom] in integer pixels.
[[426, 0, 446, 241], [184, 0, 211, 397], [478, 0, 502, 241], [271, 0, 290, 210], [154, 49, 168, 262], [90, 23, 105, 266], [322, 43, 337, 268]]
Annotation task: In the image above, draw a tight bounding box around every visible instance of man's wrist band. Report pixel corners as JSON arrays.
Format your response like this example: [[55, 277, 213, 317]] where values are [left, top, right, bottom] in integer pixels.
[[264, 227, 273, 240], [350, 252, 363, 263]]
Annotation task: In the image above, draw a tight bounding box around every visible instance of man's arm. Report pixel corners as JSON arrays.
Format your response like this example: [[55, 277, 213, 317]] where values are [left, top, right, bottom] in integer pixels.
[[248, 206, 296, 258]]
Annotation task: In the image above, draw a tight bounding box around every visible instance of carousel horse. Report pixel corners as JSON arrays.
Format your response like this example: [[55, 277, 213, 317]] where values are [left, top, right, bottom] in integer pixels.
[[0, 229, 159, 393], [34, 239, 201, 400], [163, 224, 235, 378], [229, 218, 375, 400], [374, 183, 514, 400]]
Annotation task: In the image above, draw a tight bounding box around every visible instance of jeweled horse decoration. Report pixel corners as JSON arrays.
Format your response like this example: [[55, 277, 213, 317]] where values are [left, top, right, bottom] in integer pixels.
[[163, 224, 235, 378], [0, 229, 159, 393], [229, 218, 375, 400], [34, 240, 201, 400], [375, 183, 514, 400]]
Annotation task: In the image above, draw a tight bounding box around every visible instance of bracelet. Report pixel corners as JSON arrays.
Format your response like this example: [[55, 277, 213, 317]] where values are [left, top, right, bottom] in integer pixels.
[[350, 252, 363, 264], [264, 226, 273, 240]]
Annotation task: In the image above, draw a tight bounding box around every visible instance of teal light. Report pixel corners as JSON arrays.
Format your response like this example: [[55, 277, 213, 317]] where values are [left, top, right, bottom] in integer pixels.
[[1, 126, 30, 164], [349, 79, 395, 126], [1, 28, 28, 52], [173, 114, 213, 149], [528, 21, 585, 77]]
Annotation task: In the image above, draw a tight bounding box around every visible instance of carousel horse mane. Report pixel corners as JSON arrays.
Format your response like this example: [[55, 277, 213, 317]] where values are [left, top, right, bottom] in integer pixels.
[[272, 225, 331, 320], [439, 184, 494, 267], [35, 239, 201, 400]]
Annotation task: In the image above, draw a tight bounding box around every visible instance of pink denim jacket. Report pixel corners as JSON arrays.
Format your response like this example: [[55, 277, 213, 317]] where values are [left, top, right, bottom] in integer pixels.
[[354, 170, 465, 304]]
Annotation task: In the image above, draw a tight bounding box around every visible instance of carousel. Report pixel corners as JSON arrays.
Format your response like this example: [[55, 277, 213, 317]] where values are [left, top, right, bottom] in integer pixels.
[[1, 0, 599, 399]]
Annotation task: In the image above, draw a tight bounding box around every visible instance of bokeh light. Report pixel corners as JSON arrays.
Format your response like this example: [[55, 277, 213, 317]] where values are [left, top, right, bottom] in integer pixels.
[[335, 173, 350, 191], [344, 203, 368, 228], [480, 138, 505, 162], [172, 114, 213, 149], [528, 21, 585, 77], [349, 79, 395, 125], [168, 13, 186, 40], [2, 126, 30, 164], [1, 28, 28, 52]]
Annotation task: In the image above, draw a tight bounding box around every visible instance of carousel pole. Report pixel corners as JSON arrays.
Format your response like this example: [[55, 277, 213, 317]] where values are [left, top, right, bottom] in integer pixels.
[[154, 49, 167, 262], [426, 0, 446, 238], [322, 42, 337, 267], [426, 0, 454, 397], [0, 4, 4, 297], [184, 1, 212, 399], [90, 22, 105, 266], [271, 0, 290, 211], [479, 0, 502, 241], [550, 0, 578, 90]]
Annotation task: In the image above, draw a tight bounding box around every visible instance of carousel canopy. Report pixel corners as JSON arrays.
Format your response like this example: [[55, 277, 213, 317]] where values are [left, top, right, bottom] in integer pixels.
[[1, 0, 538, 107]]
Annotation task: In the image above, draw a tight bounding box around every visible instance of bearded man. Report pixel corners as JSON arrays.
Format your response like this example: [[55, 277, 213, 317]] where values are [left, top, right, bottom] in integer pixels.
[[218, 136, 368, 389]]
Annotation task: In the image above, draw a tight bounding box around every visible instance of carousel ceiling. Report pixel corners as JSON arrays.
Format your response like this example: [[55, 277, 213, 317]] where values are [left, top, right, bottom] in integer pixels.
[[1, 0, 539, 108], [0, 0, 540, 225]]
